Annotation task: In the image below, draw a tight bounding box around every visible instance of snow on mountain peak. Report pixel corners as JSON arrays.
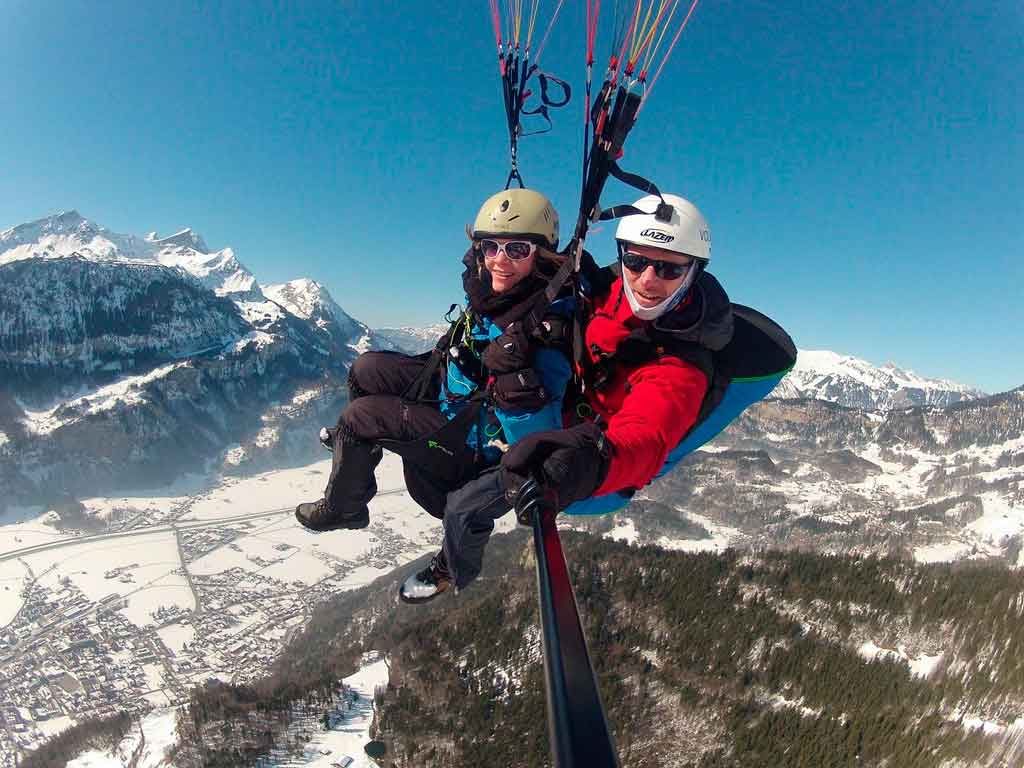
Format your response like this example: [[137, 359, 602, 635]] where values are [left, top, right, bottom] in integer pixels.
[[263, 278, 361, 332], [263, 278, 329, 320], [1, 210, 259, 298], [263, 278, 375, 351], [0, 210, 145, 265], [774, 348, 985, 410], [147, 227, 210, 253]]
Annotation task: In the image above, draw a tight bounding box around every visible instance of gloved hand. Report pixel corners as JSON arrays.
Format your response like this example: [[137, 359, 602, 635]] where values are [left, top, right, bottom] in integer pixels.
[[500, 422, 611, 511], [490, 368, 548, 413], [482, 321, 531, 373]]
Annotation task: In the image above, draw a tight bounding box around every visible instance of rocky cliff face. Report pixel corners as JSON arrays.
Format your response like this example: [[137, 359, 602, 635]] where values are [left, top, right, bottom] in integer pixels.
[[0, 255, 248, 399], [0, 214, 377, 510]]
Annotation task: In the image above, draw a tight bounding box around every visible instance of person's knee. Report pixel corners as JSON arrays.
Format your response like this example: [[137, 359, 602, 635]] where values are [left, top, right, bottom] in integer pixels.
[[348, 353, 379, 400], [339, 397, 380, 440]]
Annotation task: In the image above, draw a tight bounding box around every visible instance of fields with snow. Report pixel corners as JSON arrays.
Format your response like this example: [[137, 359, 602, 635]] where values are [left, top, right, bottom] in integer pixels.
[[0, 452, 459, 764]]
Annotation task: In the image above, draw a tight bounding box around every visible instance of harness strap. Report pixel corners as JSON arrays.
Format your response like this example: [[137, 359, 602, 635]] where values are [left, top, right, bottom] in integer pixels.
[[402, 304, 460, 403]]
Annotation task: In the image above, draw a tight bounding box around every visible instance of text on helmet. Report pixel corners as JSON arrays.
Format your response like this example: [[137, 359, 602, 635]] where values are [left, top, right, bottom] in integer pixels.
[[640, 228, 674, 243]]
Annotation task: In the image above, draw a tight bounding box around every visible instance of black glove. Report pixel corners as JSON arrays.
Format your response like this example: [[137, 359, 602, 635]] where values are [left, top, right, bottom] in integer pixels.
[[500, 422, 611, 511], [482, 321, 531, 373], [490, 368, 548, 413]]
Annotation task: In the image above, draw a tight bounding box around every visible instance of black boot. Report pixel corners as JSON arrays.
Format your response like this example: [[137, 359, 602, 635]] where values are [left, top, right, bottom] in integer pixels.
[[295, 498, 369, 531], [297, 423, 382, 532]]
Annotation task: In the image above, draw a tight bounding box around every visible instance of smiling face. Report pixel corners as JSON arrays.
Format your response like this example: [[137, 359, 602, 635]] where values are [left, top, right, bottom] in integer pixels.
[[620, 243, 695, 307], [480, 238, 537, 293]]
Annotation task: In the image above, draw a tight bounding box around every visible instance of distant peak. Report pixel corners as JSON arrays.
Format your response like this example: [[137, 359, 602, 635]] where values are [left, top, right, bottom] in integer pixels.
[[45, 209, 89, 230], [149, 228, 209, 253]]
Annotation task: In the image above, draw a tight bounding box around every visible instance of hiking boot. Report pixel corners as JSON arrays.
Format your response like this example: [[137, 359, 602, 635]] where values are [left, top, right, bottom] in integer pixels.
[[317, 428, 337, 450], [295, 498, 369, 532], [399, 553, 452, 604]]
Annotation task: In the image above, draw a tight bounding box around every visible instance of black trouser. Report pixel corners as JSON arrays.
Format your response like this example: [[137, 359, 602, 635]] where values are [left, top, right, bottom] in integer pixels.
[[330, 351, 515, 586], [440, 468, 514, 590], [325, 352, 477, 520]]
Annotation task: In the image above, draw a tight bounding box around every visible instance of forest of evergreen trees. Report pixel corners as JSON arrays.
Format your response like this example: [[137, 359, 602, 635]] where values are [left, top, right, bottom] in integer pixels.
[[157, 529, 1024, 767], [20, 712, 133, 768]]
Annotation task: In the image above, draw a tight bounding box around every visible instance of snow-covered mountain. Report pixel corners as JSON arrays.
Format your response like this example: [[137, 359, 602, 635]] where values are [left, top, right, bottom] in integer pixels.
[[263, 278, 377, 354], [0, 210, 260, 299], [0, 209, 150, 264], [774, 349, 986, 410], [595, 385, 1024, 569], [147, 228, 260, 299], [0, 211, 384, 509], [372, 323, 450, 355]]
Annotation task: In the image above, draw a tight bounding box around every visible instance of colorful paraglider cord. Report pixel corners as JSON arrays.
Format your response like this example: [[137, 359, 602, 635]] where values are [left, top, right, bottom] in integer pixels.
[[489, 0, 571, 189]]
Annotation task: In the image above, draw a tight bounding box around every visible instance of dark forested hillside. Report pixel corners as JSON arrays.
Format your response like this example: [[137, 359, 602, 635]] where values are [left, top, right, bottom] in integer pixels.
[[171, 530, 1024, 767]]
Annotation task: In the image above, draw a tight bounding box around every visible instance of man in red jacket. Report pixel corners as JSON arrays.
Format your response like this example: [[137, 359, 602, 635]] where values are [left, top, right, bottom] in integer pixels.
[[401, 193, 734, 602], [499, 192, 733, 510]]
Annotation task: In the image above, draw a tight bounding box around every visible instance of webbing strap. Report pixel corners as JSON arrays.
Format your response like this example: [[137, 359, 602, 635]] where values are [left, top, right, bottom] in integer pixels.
[[402, 306, 460, 403], [520, 71, 572, 138]]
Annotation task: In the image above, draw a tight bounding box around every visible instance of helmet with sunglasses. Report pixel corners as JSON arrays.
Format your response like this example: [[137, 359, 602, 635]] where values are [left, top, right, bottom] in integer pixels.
[[472, 189, 559, 250], [615, 193, 711, 263]]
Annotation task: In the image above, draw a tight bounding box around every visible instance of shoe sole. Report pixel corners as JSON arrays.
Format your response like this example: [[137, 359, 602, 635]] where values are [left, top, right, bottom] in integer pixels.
[[398, 582, 451, 605]]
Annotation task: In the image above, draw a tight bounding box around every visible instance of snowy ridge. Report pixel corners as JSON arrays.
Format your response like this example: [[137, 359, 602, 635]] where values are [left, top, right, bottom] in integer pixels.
[[0, 210, 150, 265], [264, 278, 352, 325], [18, 361, 191, 436], [371, 323, 451, 355], [0, 211, 259, 298], [263, 279, 377, 353], [773, 348, 985, 410]]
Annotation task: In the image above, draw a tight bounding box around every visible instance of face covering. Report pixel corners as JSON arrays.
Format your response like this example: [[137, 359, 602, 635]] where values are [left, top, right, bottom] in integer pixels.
[[620, 260, 700, 320]]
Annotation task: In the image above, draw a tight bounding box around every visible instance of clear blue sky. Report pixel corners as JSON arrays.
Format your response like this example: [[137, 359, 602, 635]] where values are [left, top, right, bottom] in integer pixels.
[[2, 1, 1021, 392]]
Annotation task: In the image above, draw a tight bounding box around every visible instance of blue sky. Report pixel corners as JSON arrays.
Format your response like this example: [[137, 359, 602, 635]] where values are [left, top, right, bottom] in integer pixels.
[[1, 1, 1021, 392]]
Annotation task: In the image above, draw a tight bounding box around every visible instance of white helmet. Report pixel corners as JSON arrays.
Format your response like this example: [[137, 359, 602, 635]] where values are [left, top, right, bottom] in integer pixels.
[[615, 193, 711, 262]]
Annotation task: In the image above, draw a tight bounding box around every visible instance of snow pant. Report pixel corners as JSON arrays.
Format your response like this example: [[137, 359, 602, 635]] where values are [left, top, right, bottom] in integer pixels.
[[325, 351, 479, 520], [441, 468, 515, 590]]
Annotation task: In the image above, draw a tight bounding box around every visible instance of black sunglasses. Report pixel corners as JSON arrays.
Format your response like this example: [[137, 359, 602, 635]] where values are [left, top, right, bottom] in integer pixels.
[[619, 246, 693, 280]]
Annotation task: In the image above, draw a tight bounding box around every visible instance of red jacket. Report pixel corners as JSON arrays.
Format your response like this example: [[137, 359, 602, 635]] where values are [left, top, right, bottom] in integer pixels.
[[582, 278, 709, 496]]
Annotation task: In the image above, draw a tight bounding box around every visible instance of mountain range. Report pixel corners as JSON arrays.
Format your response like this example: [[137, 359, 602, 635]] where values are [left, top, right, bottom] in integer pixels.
[[0, 212, 383, 509], [772, 348, 985, 410], [0, 210, 1012, 518]]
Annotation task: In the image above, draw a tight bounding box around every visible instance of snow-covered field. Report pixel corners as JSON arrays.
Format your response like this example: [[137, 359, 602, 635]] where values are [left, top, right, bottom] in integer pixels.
[[0, 451, 455, 635], [67, 708, 198, 768], [0, 449, 523, 766], [62, 652, 390, 768], [292, 652, 390, 768]]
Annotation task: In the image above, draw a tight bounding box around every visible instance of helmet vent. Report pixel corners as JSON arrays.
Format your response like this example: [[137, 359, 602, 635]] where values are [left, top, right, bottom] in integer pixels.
[[500, 199, 510, 212]]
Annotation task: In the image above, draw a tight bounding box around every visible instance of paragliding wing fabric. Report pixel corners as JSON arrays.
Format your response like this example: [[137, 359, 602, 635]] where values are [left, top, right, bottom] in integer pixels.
[[376, 399, 483, 487], [562, 304, 796, 516]]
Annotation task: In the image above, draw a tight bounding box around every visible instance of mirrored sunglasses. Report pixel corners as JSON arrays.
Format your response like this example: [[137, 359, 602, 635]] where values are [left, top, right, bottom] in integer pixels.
[[619, 248, 693, 280], [478, 239, 537, 261]]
